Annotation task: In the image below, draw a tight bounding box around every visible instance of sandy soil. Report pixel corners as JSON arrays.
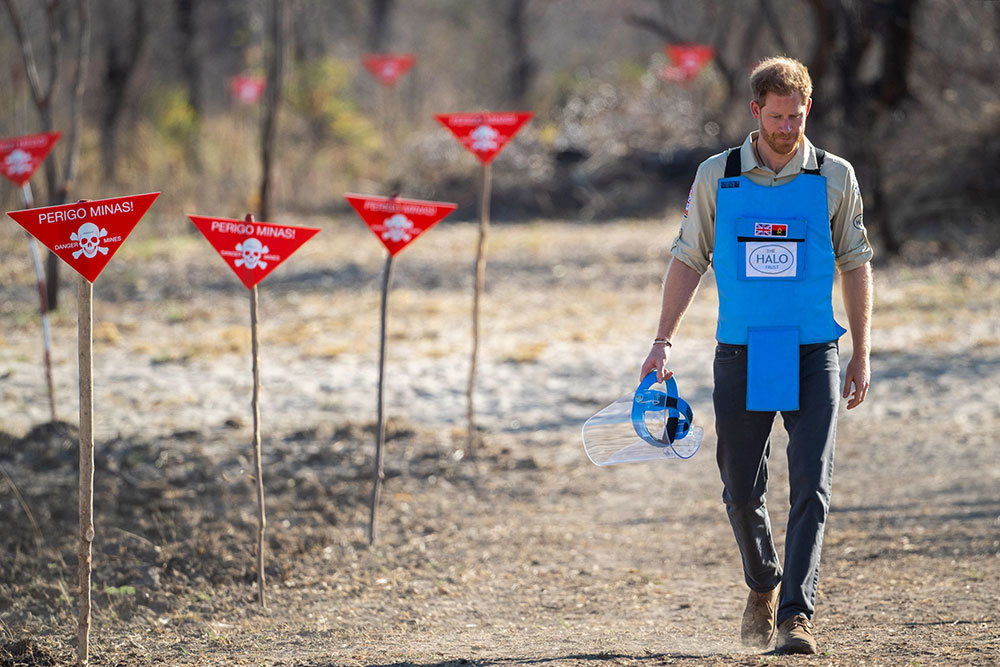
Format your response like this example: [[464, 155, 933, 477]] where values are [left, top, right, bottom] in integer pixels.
[[1, 215, 998, 666]]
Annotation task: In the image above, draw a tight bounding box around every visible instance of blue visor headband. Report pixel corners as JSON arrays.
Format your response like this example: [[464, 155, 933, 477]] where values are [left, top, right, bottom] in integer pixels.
[[631, 372, 696, 458]]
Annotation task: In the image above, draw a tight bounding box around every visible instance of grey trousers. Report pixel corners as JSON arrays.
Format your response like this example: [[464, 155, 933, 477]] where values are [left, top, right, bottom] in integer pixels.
[[713, 341, 840, 624]]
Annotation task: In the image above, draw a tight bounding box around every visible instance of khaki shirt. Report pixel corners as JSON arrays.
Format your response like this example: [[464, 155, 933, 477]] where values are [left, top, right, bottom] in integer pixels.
[[671, 131, 873, 275]]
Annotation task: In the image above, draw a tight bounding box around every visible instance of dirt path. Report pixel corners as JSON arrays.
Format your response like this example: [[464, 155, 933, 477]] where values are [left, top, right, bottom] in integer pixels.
[[1, 218, 998, 666]]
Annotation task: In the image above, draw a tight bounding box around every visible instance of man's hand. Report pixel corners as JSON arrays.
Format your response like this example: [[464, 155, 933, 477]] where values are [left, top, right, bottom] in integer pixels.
[[840, 263, 873, 410], [639, 344, 674, 383], [842, 353, 870, 409]]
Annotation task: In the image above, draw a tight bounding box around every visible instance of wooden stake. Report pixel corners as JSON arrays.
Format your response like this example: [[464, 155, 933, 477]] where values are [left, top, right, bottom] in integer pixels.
[[250, 273, 267, 609], [467, 162, 492, 454], [388, 84, 403, 149], [368, 253, 394, 545], [77, 276, 94, 667], [377, 85, 390, 149], [20, 183, 57, 423]]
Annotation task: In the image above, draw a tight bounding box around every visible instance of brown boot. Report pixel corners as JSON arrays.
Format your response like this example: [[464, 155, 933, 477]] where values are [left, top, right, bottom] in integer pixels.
[[776, 614, 818, 655], [740, 585, 779, 648]]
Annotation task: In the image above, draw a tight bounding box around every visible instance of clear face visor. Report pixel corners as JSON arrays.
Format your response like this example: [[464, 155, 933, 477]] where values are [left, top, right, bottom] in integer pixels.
[[582, 373, 703, 466]]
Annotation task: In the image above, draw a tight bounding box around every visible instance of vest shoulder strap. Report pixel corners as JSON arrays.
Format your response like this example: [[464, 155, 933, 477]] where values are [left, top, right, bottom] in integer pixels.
[[723, 147, 741, 178], [804, 148, 826, 175]]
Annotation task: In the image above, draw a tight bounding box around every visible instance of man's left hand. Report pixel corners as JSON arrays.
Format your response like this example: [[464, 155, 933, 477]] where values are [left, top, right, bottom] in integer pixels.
[[842, 354, 870, 409]]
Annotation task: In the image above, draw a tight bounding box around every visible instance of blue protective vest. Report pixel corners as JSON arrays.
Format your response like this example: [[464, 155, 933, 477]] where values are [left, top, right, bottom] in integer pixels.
[[713, 148, 846, 411]]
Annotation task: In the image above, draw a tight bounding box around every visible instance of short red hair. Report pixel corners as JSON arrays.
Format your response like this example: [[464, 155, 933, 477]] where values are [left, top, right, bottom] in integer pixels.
[[750, 56, 813, 105]]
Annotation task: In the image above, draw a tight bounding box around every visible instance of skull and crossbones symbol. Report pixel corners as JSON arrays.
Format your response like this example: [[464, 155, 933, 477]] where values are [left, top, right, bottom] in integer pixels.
[[71, 223, 109, 259], [470, 124, 499, 152], [4, 149, 33, 175], [235, 237, 268, 269], [381, 214, 414, 243]]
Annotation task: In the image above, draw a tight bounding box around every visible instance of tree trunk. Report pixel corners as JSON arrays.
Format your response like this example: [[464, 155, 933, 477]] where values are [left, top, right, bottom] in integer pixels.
[[100, 0, 146, 181], [831, 0, 916, 256], [258, 0, 288, 222], [4, 0, 90, 310], [368, 0, 395, 52], [175, 0, 202, 116], [877, 0, 916, 108], [506, 0, 536, 107]]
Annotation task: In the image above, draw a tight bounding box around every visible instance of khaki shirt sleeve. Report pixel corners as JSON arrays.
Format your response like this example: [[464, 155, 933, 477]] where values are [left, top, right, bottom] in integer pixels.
[[670, 157, 723, 275], [829, 162, 874, 272]]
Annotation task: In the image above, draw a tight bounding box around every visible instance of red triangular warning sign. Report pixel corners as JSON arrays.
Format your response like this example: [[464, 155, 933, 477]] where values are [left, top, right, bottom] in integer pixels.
[[188, 215, 320, 289], [362, 54, 416, 87], [435, 112, 533, 165], [230, 74, 266, 105], [6, 192, 159, 283], [345, 194, 456, 257], [660, 44, 714, 83], [0, 131, 62, 186]]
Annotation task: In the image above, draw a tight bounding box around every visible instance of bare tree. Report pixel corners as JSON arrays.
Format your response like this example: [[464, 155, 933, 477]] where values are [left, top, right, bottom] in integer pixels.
[[368, 0, 395, 52], [99, 0, 148, 181], [258, 0, 288, 221], [506, 0, 536, 107], [175, 0, 202, 116], [4, 0, 91, 309], [809, 0, 919, 255]]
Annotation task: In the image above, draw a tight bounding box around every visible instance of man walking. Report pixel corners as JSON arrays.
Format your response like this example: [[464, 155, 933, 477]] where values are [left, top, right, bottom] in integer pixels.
[[640, 56, 873, 654]]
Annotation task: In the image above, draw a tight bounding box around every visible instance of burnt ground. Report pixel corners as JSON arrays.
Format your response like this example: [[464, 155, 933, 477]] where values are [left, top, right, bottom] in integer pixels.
[[0, 218, 998, 666]]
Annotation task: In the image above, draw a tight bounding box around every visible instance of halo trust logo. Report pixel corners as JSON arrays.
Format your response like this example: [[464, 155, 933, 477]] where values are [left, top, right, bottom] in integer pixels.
[[749, 243, 795, 275]]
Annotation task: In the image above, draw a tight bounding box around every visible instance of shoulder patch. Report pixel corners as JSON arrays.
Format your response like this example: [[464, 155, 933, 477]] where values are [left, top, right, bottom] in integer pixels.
[[720, 180, 739, 189]]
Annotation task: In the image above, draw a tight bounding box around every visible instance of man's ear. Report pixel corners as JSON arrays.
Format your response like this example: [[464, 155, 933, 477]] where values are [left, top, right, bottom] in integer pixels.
[[804, 97, 813, 117], [750, 99, 761, 120]]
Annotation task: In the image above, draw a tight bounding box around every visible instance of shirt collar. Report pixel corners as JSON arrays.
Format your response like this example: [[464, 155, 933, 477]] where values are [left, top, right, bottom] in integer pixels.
[[740, 131, 818, 177]]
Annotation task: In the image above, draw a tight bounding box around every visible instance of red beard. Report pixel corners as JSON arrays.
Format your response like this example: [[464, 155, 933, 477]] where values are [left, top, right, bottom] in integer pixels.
[[760, 126, 801, 156]]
